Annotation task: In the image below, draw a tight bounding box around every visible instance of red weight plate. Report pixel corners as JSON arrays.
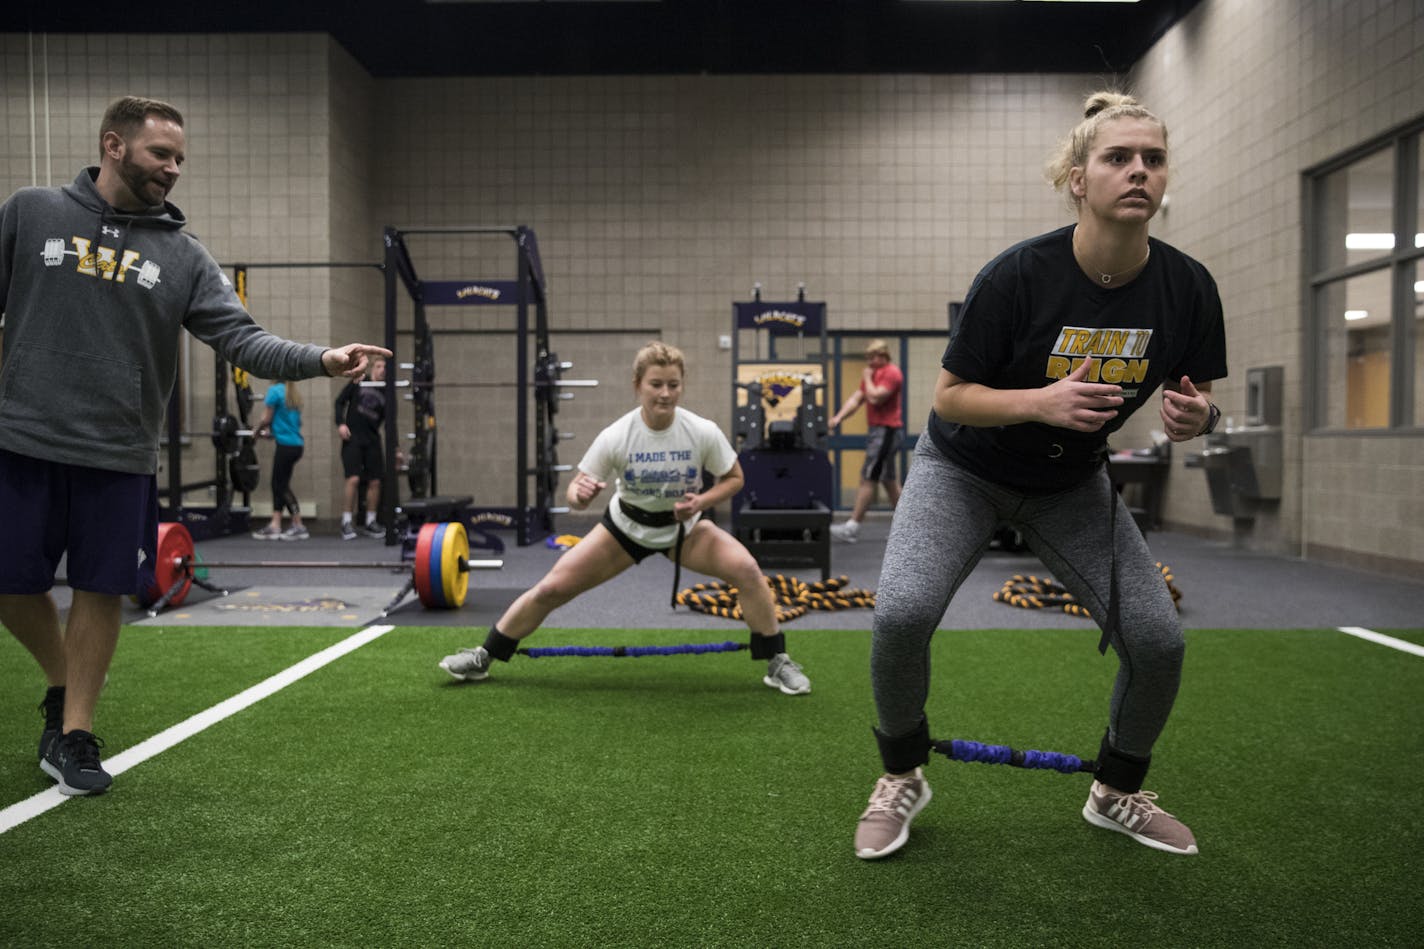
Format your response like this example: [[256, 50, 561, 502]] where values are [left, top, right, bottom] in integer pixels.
[[414, 522, 440, 607], [152, 522, 194, 607]]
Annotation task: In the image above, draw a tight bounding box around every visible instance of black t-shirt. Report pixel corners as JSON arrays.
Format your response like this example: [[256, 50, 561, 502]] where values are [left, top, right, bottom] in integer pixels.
[[929, 225, 1227, 493], [334, 380, 386, 444]]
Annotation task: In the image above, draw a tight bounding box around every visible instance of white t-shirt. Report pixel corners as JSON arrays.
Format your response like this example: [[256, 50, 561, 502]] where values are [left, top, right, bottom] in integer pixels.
[[579, 406, 739, 548]]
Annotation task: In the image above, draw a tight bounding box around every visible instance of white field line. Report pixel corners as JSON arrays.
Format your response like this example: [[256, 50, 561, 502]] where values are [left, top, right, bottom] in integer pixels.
[[1337, 626, 1424, 658], [0, 624, 395, 836]]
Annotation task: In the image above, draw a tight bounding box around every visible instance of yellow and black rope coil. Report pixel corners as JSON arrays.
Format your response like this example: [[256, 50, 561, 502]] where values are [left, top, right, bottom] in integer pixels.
[[676, 574, 875, 623], [992, 562, 1181, 619]]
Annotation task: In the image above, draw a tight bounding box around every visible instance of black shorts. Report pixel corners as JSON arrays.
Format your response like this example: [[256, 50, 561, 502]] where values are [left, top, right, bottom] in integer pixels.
[[0, 448, 158, 596], [341, 438, 384, 480], [600, 507, 674, 564]]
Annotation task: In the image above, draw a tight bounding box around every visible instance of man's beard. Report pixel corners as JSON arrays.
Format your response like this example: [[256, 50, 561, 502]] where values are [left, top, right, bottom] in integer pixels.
[[118, 156, 167, 208]]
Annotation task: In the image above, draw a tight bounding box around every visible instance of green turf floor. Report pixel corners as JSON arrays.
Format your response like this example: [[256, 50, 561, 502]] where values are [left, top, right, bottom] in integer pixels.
[[2, 624, 1421, 947]]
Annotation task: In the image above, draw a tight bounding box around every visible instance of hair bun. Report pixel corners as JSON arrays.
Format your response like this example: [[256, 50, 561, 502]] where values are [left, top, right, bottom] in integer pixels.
[[1084, 91, 1137, 119]]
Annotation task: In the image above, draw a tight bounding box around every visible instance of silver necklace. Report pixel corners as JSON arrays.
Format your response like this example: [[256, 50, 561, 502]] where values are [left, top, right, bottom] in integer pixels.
[[1086, 245, 1150, 285]]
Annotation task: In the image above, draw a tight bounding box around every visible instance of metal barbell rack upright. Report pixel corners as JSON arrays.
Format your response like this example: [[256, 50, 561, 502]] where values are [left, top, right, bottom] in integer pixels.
[[383, 224, 593, 546], [359, 379, 599, 389]]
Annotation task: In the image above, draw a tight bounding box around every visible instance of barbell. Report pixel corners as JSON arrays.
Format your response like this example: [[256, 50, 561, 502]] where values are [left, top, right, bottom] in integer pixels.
[[211, 413, 255, 454], [359, 379, 598, 389], [141, 521, 502, 613]]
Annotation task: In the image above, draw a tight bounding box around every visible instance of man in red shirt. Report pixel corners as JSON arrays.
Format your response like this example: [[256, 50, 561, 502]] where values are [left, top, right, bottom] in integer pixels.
[[828, 339, 904, 543]]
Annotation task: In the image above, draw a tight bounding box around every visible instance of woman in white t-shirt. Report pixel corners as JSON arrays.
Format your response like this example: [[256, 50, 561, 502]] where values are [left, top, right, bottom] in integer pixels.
[[439, 341, 811, 695]]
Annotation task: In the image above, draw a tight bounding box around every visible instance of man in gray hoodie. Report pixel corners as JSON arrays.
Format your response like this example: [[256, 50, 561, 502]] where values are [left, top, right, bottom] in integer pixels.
[[0, 96, 390, 796]]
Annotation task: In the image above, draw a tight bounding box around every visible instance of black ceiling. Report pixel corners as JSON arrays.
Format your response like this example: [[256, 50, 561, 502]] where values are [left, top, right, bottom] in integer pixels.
[[5, 0, 1203, 78]]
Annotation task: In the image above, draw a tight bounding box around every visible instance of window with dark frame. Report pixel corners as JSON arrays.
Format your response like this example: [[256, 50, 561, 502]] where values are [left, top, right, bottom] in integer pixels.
[[1304, 116, 1423, 433]]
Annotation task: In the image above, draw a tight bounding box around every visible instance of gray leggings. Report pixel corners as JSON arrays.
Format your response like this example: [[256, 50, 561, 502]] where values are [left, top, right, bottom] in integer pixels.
[[872, 436, 1184, 759]]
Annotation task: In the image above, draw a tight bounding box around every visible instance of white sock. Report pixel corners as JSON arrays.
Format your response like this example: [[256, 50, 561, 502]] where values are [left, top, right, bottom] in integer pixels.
[[365, 513, 377, 526], [341, 513, 353, 526]]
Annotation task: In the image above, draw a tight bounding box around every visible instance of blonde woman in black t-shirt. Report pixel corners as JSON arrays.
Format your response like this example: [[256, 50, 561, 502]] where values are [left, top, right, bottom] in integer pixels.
[[854, 92, 1227, 861]]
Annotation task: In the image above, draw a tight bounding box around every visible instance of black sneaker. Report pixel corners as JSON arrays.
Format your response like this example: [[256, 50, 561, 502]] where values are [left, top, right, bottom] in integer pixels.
[[41, 730, 113, 796], [38, 686, 65, 761], [340, 522, 358, 540], [365, 521, 386, 537]]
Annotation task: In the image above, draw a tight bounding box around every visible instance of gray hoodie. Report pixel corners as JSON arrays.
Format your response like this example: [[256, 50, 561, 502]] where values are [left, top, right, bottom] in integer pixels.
[[0, 167, 328, 474]]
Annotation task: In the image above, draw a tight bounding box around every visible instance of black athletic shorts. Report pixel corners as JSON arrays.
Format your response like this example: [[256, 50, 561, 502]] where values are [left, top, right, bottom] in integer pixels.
[[600, 507, 675, 564], [0, 448, 158, 596], [341, 437, 384, 480]]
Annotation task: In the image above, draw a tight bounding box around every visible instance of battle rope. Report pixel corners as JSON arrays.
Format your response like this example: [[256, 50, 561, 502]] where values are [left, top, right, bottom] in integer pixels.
[[992, 562, 1181, 619], [932, 738, 1097, 775], [675, 574, 876, 623]]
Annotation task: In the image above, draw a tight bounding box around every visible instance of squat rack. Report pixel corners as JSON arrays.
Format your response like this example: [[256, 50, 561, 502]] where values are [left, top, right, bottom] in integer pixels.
[[383, 225, 583, 547]]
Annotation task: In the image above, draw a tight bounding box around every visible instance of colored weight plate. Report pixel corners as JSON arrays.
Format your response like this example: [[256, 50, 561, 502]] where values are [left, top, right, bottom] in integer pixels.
[[439, 521, 469, 608], [414, 522, 441, 607], [427, 523, 450, 608], [138, 522, 173, 608], [146, 522, 194, 607]]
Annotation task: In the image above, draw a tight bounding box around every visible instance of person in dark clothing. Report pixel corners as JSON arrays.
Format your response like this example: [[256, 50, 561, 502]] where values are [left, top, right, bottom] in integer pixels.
[[852, 91, 1226, 861], [334, 355, 387, 539], [0, 96, 389, 795]]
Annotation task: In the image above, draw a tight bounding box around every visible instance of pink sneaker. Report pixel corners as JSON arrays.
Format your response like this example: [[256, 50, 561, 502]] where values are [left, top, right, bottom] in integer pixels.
[[1082, 780, 1198, 855], [854, 768, 932, 859]]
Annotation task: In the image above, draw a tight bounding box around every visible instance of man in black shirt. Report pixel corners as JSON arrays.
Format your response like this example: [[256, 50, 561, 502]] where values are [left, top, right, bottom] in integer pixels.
[[334, 356, 387, 538]]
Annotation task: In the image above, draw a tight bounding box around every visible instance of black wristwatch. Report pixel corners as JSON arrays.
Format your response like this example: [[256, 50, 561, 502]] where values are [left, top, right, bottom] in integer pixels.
[[1199, 403, 1221, 437]]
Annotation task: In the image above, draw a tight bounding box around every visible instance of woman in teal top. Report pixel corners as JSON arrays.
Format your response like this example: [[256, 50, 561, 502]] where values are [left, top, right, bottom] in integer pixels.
[[253, 380, 308, 540]]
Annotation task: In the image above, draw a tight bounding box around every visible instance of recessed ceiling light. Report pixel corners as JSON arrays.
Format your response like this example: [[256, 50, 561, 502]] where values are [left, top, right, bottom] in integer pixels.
[[1346, 232, 1424, 250]]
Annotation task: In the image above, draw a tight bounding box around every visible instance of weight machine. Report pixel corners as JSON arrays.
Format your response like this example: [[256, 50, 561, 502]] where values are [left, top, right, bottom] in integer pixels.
[[158, 347, 258, 542], [729, 285, 834, 579]]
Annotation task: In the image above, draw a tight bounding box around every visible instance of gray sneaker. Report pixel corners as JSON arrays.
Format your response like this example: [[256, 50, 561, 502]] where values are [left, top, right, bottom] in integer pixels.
[[854, 768, 932, 859], [829, 521, 859, 543], [280, 525, 310, 541], [763, 653, 810, 695], [439, 646, 491, 681], [1082, 780, 1199, 855], [251, 525, 283, 540]]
